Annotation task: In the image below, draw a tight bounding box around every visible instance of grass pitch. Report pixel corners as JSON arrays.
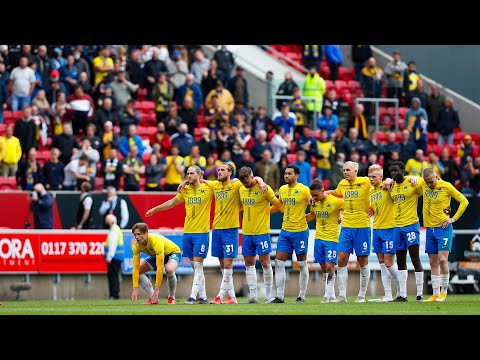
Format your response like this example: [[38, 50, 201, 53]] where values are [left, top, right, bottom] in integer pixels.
[[1, 295, 480, 315]]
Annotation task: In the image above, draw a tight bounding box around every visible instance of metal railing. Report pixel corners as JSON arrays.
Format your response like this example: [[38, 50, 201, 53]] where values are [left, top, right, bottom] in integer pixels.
[[259, 45, 308, 74], [354, 97, 399, 132], [269, 94, 321, 130]]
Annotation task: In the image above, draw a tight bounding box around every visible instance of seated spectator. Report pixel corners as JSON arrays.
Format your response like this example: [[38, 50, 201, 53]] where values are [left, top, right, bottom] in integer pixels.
[[184, 144, 206, 172], [94, 97, 117, 132], [178, 97, 197, 135], [110, 69, 139, 112], [270, 126, 290, 164], [51, 122, 78, 165], [273, 102, 296, 141], [405, 149, 428, 176], [295, 125, 317, 164], [205, 80, 234, 115], [251, 105, 272, 139], [164, 106, 182, 136], [145, 152, 164, 191], [364, 130, 383, 159], [122, 145, 145, 191], [250, 129, 272, 162], [67, 84, 95, 135], [99, 120, 120, 160], [42, 147, 64, 191], [71, 137, 100, 187], [290, 87, 307, 134], [236, 149, 256, 173], [162, 144, 185, 191], [149, 121, 172, 158], [152, 73, 174, 123], [347, 103, 368, 141], [16, 147, 42, 191], [316, 129, 335, 181], [204, 94, 228, 131], [118, 99, 141, 136], [170, 123, 194, 157], [119, 124, 145, 158], [0, 125, 22, 177], [255, 149, 280, 192], [175, 73, 203, 113], [317, 105, 339, 140], [437, 97, 460, 146], [85, 123, 101, 151], [292, 150, 312, 187], [100, 148, 123, 190], [346, 127, 366, 158]]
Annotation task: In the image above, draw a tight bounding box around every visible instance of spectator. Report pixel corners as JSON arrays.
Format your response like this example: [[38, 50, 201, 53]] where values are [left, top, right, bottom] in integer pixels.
[[30, 183, 54, 229], [457, 134, 478, 168], [122, 145, 145, 191], [227, 65, 249, 107], [45, 71, 66, 105], [439, 147, 461, 187], [71, 137, 100, 187], [29, 62, 43, 100], [175, 73, 203, 113], [302, 45, 322, 71], [0, 68, 7, 124], [150, 121, 172, 158], [251, 129, 272, 162], [99, 120, 120, 160], [126, 49, 144, 87], [437, 97, 460, 146], [402, 60, 421, 103], [50, 47, 67, 71], [383, 150, 400, 179], [360, 57, 384, 122], [204, 153, 218, 181], [251, 105, 272, 139], [216, 125, 235, 155], [217, 149, 236, 174], [275, 72, 299, 111], [427, 151, 443, 178], [166, 50, 188, 90], [229, 101, 251, 128], [162, 144, 185, 191], [99, 186, 129, 229], [85, 123, 101, 151], [302, 66, 326, 125], [317, 104, 339, 140], [324, 45, 343, 81], [205, 79, 234, 115], [237, 149, 256, 173], [254, 149, 280, 192], [31, 105, 48, 149], [464, 155, 480, 193], [13, 106, 37, 156], [152, 72, 174, 123], [364, 130, 383, 159], [384, 50, 407, 102], [316, 129, 335, 181], [145, 152, 164, 191], [51, 122, 78, 165], [72, 181, 95, 229], [110, 70, 139, 112], [273, 102, 296, 141], [16, 147, 42, 190], [329, 152, 345, 189], [78, 72, 92, 95], [67, 84, 95, 135], [382, 131, 400, 159], [184, 144, 207, 172], [119, 124, 145, 157], [42, 147, 64, 191], [59, 54, 79, 97], [0, 125, 22, 177], [170, 123, 194, 157], [277, 154, 289, 187], [292, 150, 312, 187], [409, 114, 428, 153], [178, 96, 197, 135], [164, 106, 182, 136], [213, 45, 235, 86], [100, 148, 123, 191], [33, 45, 52, 88], [270, 126, 290, 163], [351, 45, 372, 81], [426, 84, 445, 133], [204, 94, 228, 130], [72, 46, 91, 82], [32, 89, 50, 119], [406, 78, 428, 109], [8, 56, 36, 111], [346, 127, 366, 158], [50, 102, 67, 137], [404, 97, 428, 133], [118, 99, 141, 136], [333, 127, 351, 161], [290, 87, 307, 134], [399, 129, 417, 164], [201, 58, 224, 98], [190, 48, 210, 85], [405, 149, 429, 176], [196, 127, 215, 159], [347, 103, 368, 141], [295, 125, 317, 164], [92, 46, 114, 86], [322, 88, 341, 116]]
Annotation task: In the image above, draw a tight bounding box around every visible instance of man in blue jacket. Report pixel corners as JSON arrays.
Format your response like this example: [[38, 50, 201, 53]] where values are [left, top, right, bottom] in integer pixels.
[[31, 183, 54, 229]]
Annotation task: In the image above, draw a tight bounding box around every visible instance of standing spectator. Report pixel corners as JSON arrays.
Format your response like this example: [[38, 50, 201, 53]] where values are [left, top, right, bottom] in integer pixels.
[[201, 58, 224, 97], [324, 45, 343, 82], [59, 54, 79, 97], [184, 144, 207, 172], [152, 72, 174, 123], [457, 134, 478, 169], [178, 97, 197, 135], [32, 89, 51, 119], [170, 123, 194, 157], [364, 130, 383, 159], [16, 147, 42, 191], [122, 145, 145, 191], [190, 48, 210, 85], [276, 71, 298, 110], [63, 155, 90, 191], [164, 106, 182, 136], [270, 126, 290, 163], [227, 65, 249, 108], [237, 149, 256, 173], [150, 121, 172, 157], [85, 123, 101, 152], [204, 94, 228, 130], [101, 148, 123, 190], [347, 103, 368, 141], [204, 153, 218, 180], [78, 72, 92, 95], [384, 50, 407, 102], [302, 45, 322, 71], [351, 45, 372, 81], [409, 114, 428, 153], [72, 46, 91, 82], [406, 78, 428, 109], [119, 124, 145, 158], [71, 137, 100, 187], [295, 125, 318, 164], [175, 73, 203, 113], [346, 127, 366, 157], [329, 152, 345, 189], [404, 97, 428, 135], [143, 47, 167, 100], [382, 132, 400, 159], [292, 150, 312, 187], [205, 80, 234, 116], [317, 104, 339, 139], [45, 71, 66, 105], [42, 147, 64, 191], [162, 144, 185, 191], [126, 49, 144, 87], [73, 181, 95, 229], [99, 186, 130, 229], [92, 46, 114, 86], [166, 50, 188, 91], [33, 45, 52, 88], [405, 149, 429, 176], [0, 68, 7, 124], [250, 129, 272, 162], [8, 56, 36, 111], [145, 153, 164, 191], [110, 70, 139, 112], [322, 88, 341, 116], [273, 102, 296, 141], [360, 57, 384, 122], [213, 45, 235, 86], [399, 129, 417, 164], [290, 87, 307, 134], [30, 183, 54, 229], [196, 128, 215, 159], [316, 129, 336, 181], [49, 47, 67, 71], [426, 84, 445, 133], [67, 84, 95, 135], [0, 125, 22, 177], [51, 122, 78, 165], [333, 127, 351, 161], [118, 99, 141, 136], [103, 213, 125, 299], [302, 66, 326, 125], [13, 106, 37, 156], [255, 149, 280, 192], [277, 154, 289, 187], [402, 60, 421, 103], [251, 105, 272, 139], [437, 97, 460, 146], [383, 150, 400, 180], [94, 97, 117, 132]]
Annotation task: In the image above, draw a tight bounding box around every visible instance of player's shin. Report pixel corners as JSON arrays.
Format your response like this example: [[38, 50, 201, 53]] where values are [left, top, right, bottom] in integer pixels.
[[337, 266, 348, 299], [167, 274, 177, 298], [380, 263, 392, 299], [298, 260, 309, 299], [139, 274, 154, 297], [245, 266, 258, 300], [262, 264, 273, 300], [274, 259, 286, 300]]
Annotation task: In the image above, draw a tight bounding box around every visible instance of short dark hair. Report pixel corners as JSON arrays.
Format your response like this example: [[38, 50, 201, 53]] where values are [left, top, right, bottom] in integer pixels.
[[309, 178, 324, 191], [237, 166, 253, 180], [286, 164, 300, 175], [389, 160, 405, 171], [132, 222, 148, 234]]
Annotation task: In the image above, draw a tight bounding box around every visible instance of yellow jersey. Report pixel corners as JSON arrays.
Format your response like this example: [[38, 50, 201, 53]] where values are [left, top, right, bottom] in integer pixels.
[[207, 180, 243, 229], [421, 179, 469, 228], [240, 184, 278, 235], [310, 195, 344, 242], [93, 56, 114, 85], [389, 176, 423, 227], [278, 183, 310, 232], [334, 176, 371, 228], [132, 233, 181, 287], [164, 155, 185, 185], [184, 155, 207, 169], [405, 158, 429, 176], [369, 183, 395, 229], [316, 140, 335, 169], [175, 183, 214, 233]]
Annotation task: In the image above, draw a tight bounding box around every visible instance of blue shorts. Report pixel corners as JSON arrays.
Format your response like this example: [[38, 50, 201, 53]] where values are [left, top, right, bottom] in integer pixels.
[[242, 234, 271, 256], [313, 239, 338, 264], [276, 228, 309, 255], [338, 227, 371, 256], [425, 225, 453, 254], [182, 233, 210, 258], [393, 222, 420, 251], [212, 228, 239, 258], [372, 228, 395, 254], [145, 252, 181, 271]]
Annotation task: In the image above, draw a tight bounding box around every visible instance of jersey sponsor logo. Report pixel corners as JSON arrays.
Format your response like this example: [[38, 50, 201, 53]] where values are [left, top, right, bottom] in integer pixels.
[[344, 190, 359, 199], [187, 197, 202, 205], [392, 194, 406, 203], [283, 198, 297, 205], [424, 190, 439, 199], [216, 191, 229, 200], [315, 210, 329, 218], [242, 198, 255, 206]]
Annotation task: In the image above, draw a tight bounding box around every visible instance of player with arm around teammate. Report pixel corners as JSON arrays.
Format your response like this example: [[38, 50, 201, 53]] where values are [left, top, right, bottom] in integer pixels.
[[421, 168, 469, 302], [130, 222, 181, 304], [305, 179, 344, 303]]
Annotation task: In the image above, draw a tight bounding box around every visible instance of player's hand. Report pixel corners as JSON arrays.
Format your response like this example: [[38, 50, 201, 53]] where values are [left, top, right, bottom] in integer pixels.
[[145, 209, 155, 217], [177, 181, 187, 193], [408, 176, 418, 186], [383, 178, 394, 190], [152, 287, 160, 303], [366, 208, 374, 217], [442, 217, 455, 228], [308, 196, 315, 206], [443, 206, 451, 215], [338, 218, 343, 225], [131, 288, 140, 303], [258, 181, 267, 193]]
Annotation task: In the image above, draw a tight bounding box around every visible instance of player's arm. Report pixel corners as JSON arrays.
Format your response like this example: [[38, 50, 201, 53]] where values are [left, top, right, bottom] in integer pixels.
[[325, 189, 341, 197], [254, 176, 267, 193], [131, 251, 141, 303], [145, 196, 182, 217], [444, 186, 469, 228], [305, 212, 316, 222], [270, 197, 284, 213]]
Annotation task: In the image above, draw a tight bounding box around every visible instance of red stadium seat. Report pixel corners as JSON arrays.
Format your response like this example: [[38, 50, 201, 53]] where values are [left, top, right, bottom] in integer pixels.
[[287, 153, 296, 164], [0, 177, 17, 190]]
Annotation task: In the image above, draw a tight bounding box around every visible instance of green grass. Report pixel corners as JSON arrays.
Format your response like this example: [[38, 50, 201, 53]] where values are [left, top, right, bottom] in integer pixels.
[[1, 295, 480, 315]]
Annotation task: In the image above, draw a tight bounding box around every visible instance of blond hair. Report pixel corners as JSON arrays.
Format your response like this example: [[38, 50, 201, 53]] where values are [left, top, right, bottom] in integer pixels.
[[368, 164, 383, 174]]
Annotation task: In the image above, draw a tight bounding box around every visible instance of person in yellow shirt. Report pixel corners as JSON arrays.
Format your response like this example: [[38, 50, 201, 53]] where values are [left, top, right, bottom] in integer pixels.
[[0, 125, 22, 177], [163, 144, 185, 191], [271, 164, 312, 304], [305, 179, 344, 303], [92, 46, 114, 85], [405, 149, 429, 176], [366, 165, 400, 302], [421, 168, 469, 302], [316, 129, 335, 181], [130, 222, 181, 305], [237, 166, 283, 304], [146, 165, 214, 304], [184, 145, 207, 173], [388, 160, 425, 302]]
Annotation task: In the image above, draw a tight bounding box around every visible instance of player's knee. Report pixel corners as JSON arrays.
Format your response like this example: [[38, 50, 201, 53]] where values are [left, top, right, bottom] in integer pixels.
[[439, 257, 448, 268]]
